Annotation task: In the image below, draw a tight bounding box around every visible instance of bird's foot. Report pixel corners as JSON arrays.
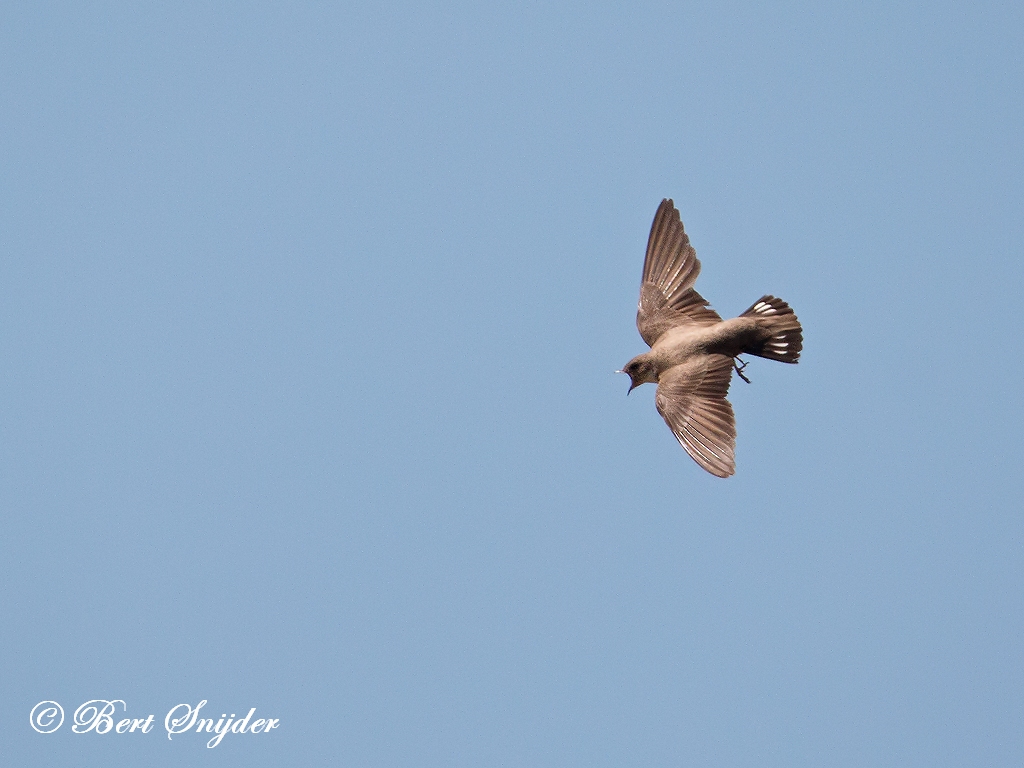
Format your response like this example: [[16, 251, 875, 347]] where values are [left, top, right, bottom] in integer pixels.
[[734, 357, 751, 384]]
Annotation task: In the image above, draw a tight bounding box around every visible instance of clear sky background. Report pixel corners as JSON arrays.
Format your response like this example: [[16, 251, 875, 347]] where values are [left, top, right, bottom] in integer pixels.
[[3, 1, 1023, 766]]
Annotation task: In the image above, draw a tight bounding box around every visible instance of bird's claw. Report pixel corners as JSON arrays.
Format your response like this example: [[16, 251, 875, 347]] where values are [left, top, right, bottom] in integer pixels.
[[734, 357, 751, 384]]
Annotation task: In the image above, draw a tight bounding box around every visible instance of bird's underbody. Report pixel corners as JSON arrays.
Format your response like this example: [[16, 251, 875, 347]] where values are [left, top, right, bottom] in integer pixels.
[[620, 199, 803, 478]]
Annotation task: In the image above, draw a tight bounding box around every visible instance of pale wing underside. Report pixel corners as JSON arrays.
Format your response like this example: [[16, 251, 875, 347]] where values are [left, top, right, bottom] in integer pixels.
[[655, 355, 737, 478], [637, 199, 721, 347]]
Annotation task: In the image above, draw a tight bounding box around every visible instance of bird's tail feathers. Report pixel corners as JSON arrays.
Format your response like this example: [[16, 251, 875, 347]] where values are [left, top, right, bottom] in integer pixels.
[[740, 295, 802, 363]]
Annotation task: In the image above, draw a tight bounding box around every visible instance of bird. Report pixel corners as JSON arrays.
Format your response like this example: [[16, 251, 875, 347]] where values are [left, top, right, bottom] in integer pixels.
[[618, 199, 802, 477]]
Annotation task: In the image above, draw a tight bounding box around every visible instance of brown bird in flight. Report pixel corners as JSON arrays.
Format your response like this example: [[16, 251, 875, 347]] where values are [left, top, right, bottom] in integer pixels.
[[619, 199, 802, 477]]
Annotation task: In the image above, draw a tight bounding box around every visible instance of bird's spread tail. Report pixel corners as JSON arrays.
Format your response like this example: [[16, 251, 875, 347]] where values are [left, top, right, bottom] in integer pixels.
[[740, 295, 802, 363]]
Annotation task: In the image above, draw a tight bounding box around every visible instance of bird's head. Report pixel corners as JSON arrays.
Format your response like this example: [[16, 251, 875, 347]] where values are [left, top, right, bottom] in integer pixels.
[[617, 355, 658, 394]]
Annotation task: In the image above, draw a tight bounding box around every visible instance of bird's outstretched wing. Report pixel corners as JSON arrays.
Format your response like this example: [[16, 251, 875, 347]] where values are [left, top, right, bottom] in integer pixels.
[[655, 355, 736, 478], [637, 199, 721, 346]]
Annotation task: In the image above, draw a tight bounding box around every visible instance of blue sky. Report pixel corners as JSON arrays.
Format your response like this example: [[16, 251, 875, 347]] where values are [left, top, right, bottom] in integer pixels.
[[3, 1, 1023, 765]]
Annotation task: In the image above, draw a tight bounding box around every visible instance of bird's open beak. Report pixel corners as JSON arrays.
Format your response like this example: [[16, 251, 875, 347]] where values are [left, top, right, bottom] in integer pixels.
[[616, 370, 637, 395]]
